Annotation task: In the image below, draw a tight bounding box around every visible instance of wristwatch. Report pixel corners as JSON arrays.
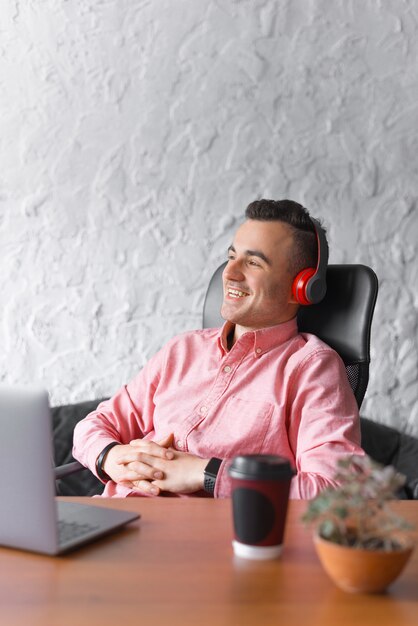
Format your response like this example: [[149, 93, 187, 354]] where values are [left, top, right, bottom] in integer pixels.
[[203, 457, 222, 495]]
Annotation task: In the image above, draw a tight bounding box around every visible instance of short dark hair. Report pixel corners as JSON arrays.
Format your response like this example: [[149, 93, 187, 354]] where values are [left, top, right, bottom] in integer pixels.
[[245, 199, 326, 276]]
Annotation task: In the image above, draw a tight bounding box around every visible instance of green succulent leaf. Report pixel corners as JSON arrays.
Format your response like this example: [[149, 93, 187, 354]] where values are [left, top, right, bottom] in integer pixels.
[[301, 454, 415, 550]]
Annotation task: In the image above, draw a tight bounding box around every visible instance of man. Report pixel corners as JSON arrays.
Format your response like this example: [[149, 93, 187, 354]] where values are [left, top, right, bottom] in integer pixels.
[[73, 199, 362, 499]]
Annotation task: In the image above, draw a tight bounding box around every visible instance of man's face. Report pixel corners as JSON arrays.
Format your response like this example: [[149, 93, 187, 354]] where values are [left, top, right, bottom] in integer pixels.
[[221, 219, 298, 335]]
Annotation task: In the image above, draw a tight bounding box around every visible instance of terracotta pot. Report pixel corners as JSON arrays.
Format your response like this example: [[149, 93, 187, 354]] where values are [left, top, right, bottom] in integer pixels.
[[314, 533, 414, 593]]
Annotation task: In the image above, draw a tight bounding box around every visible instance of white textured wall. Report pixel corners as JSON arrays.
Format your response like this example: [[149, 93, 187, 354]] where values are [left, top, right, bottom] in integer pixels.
[[1, 0, 417, 434]]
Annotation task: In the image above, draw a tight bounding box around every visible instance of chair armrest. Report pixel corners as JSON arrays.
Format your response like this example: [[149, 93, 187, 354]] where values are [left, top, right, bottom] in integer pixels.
[[405, 478, 418, 500], [54, 461, 86, 480], [52, 398, 107, 495]]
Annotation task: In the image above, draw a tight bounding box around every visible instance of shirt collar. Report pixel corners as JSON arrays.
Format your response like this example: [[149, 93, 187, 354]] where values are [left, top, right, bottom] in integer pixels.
[[217, 317, 298, 358]]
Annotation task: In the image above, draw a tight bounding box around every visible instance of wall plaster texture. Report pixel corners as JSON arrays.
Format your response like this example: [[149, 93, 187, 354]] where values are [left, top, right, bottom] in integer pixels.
[[0, 0, 417, 435]]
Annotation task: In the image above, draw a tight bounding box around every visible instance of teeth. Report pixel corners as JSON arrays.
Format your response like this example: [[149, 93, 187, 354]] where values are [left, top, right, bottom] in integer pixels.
[[228, 288, 248, 298]]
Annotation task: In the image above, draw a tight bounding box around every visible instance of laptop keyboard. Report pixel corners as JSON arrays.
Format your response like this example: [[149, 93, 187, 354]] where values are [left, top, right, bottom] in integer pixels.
[[58, 519, 100, 544]]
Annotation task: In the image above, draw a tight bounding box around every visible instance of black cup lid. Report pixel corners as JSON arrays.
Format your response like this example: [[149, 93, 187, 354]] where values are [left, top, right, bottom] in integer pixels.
[[228, 454, 295, 481]]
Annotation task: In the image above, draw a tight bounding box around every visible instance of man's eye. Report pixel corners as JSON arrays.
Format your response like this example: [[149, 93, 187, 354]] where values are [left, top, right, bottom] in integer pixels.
[[248, 259, 260, 267]]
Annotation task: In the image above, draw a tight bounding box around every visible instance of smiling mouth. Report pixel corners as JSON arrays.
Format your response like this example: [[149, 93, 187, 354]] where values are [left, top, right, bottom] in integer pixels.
[[227, 287, 250, 299]]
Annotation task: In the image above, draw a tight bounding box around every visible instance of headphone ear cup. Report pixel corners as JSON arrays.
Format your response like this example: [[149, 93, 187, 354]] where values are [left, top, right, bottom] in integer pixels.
[[292, 267, 316, 305]]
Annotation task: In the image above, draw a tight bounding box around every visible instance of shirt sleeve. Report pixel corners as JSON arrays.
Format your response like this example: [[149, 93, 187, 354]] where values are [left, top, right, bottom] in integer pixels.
[[72, 345, 166, 478], [286, 347, 363, 499]]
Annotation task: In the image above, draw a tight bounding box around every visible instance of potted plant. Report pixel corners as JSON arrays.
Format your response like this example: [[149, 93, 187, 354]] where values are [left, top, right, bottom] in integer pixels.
[[302, 454, 415, 593]]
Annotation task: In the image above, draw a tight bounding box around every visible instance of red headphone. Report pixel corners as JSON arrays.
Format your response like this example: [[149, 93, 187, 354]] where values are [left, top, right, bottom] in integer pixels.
[[292, 218, 329, 305]]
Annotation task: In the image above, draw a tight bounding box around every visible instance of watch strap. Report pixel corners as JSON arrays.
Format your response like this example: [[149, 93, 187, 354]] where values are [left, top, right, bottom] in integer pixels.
[[203, 457, 222, 495], [96, 442, 120, 482]]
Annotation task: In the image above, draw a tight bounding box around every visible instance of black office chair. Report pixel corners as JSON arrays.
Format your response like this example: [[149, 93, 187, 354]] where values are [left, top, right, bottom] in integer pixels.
[[55, 263, 378, 490], [54, 400, 107, 495], [203, 263, 378, 410]]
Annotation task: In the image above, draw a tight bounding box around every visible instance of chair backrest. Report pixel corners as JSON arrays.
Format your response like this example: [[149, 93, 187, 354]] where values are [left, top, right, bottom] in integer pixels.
[[202, 263, 378, 409]]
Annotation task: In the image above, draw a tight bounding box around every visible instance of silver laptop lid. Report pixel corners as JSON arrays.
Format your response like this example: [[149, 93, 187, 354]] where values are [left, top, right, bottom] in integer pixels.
[[0, 387, 59, 554]]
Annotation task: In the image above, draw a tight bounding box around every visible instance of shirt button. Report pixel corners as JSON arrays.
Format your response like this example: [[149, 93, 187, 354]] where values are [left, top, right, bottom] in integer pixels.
[[256, 347, 262, 354], [199, 406, 208, 415], [176, 440, 183, 449], [223, 365, 231, 373]]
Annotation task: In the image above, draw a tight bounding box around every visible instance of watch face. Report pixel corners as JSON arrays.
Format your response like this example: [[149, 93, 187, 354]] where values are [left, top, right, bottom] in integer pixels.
[[205, 458, 222, 477], [204, 458, 222, 494]]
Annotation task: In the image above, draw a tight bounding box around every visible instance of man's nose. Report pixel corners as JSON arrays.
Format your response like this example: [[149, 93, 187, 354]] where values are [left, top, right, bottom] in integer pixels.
[[223, 258, 245, 282]]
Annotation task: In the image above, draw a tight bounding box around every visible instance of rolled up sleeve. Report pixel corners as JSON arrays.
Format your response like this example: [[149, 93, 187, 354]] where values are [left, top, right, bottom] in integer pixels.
[[286, 348, 363, 499]]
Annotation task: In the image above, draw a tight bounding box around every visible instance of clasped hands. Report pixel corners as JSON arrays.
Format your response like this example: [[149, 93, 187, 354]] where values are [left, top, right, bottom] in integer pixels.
[[103, 433, 208, 496]]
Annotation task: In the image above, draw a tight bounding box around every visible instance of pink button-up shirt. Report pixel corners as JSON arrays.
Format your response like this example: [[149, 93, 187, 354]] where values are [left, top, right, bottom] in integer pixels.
[[73, 318, 362, 499]]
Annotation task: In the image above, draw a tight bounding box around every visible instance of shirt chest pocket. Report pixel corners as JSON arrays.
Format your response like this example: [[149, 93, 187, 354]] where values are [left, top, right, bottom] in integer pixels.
[[208, 395, 274, 457]]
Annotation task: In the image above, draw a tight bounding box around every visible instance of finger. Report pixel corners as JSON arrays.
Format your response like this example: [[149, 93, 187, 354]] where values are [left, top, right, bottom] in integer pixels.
[[115, 450, 148, 464], [157, 433, 175, 448], [116, 446, 170, 465], [131, 479, 160, 496], [119, 460, 164, 481], [115, 449, 162, 465], [129, 439, 174, 460], [150, 479, 165, 491], [120, 467, 164, 482], [119, 480, 135, 490], [118, 479, 161, 496]]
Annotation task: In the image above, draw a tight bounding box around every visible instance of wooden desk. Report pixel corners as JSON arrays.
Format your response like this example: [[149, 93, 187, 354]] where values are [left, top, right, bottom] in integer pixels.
[[0, 498, 417, 626]]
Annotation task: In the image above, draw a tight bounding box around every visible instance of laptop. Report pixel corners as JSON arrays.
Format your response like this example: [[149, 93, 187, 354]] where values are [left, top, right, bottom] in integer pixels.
[[0, 386, 140, 555]]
